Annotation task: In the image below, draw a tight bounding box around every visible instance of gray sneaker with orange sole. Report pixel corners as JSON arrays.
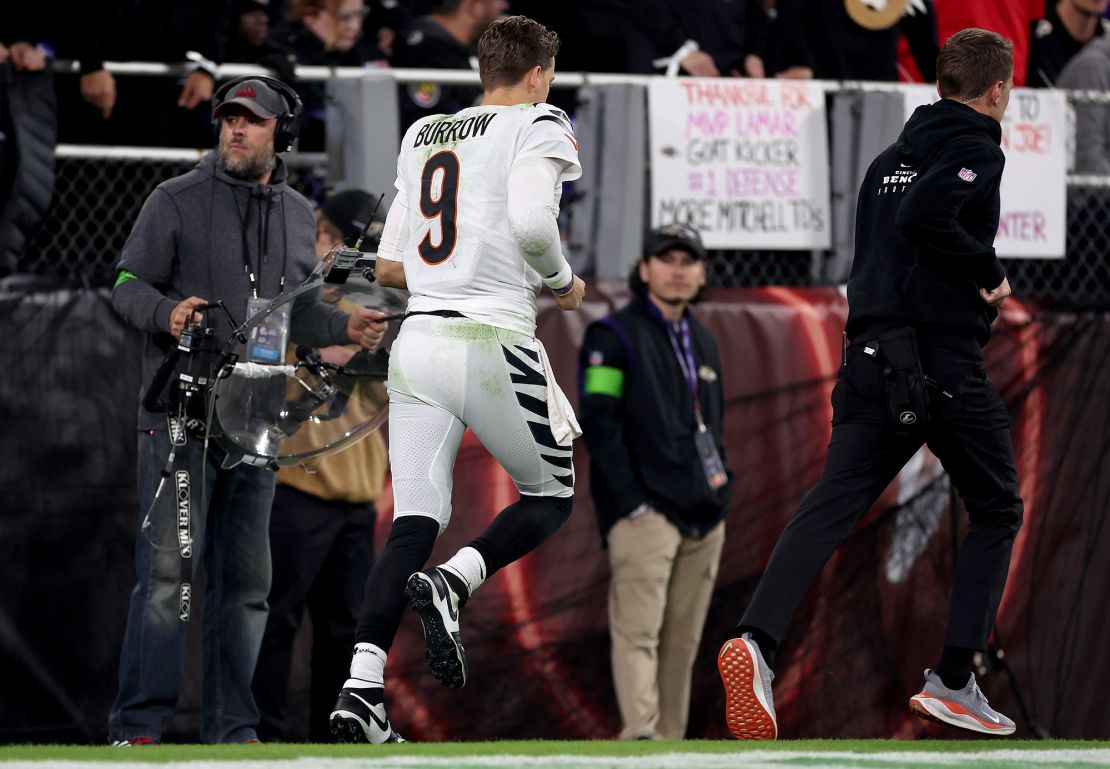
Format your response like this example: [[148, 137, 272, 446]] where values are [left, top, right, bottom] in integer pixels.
[[718, 636, 778, 740], [909, 668, 1016, 736]]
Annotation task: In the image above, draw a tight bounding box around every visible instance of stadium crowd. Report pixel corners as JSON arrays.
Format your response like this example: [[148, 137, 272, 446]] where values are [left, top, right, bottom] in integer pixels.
[[4, 0, 1110, 149]]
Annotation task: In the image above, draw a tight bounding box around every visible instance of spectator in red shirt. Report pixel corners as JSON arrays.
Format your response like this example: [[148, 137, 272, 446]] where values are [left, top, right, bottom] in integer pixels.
[[928, 0, 1041, 85]]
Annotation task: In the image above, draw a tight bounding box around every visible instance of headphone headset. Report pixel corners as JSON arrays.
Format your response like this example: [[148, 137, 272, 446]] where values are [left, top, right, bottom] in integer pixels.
[[211, 75, 304, 153]]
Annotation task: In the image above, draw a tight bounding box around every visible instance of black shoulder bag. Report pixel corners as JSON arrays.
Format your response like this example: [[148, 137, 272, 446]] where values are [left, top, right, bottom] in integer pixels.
[[860, 327, 930, 434]]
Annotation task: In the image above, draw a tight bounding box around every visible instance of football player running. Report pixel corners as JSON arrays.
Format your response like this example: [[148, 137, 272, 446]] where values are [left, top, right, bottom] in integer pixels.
[[330, 15, 585, 743]]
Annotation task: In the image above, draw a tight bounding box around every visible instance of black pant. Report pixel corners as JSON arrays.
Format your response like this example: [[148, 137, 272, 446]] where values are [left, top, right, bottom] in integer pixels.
[[354, 495, 574, 649], [741, 337, 1023, 652], [252, 484, 376, 742]]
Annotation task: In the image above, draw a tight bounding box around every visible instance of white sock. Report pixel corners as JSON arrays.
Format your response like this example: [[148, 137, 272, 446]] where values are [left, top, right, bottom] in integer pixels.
[[346, 642, 386, 687], [441, 546, 487, 597]]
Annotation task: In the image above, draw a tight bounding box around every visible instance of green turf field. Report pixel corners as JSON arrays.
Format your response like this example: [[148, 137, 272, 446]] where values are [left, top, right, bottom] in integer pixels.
[[2, 740, 1109, 768]]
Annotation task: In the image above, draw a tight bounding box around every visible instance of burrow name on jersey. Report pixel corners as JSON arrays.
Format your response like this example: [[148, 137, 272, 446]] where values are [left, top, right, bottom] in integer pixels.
[[413, 113, 498, 148]]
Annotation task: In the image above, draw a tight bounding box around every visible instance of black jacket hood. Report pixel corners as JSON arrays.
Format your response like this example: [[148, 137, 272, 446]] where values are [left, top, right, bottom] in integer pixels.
[[845, 96, 1008, 348], [895, 98, 1002, 166]]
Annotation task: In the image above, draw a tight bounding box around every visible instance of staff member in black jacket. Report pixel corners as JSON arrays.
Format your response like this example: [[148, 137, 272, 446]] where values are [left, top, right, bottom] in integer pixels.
[[580, 223, 731, 740], [719, 28, 1023, 741]]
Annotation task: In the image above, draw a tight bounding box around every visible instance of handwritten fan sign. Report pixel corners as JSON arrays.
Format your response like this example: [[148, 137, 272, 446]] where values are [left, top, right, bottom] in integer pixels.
[[903, 84, 1066, 258], [649, 79, 831, 250]]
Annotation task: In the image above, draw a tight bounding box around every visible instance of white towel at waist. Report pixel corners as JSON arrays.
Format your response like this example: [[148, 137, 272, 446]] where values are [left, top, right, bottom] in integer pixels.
[[535, 338, 582, 447]]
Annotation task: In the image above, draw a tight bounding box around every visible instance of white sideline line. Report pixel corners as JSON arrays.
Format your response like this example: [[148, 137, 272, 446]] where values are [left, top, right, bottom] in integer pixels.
[[4, 750, 1110, 769]]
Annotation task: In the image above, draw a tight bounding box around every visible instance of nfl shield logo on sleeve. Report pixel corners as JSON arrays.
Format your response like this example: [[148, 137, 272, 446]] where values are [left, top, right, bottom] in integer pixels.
[[958, 167, 977, 182]]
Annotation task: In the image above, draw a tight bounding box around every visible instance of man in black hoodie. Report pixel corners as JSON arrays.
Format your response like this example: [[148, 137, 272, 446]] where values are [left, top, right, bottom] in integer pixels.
[[718, 29, 1023, 740]]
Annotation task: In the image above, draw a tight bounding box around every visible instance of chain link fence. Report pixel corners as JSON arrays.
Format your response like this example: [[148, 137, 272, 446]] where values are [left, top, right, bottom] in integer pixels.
[[1000, 183, 1110, 308], [703, 183, 1110, 304], [20, 152, 329, 287], [18, 153, 1109, 306], [705, 248, 816, 287]]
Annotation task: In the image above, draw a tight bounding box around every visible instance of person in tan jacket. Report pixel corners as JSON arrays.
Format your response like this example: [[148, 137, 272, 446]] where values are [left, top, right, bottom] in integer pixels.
[[252, 189, 392, 741]]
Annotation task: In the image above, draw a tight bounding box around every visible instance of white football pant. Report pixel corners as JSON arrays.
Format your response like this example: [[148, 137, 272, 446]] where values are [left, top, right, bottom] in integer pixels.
[[386, 315, 574, 532]]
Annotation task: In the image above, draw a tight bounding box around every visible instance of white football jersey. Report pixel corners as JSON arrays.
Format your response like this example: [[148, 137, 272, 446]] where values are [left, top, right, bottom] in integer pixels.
[[388, 103, 581, 336]]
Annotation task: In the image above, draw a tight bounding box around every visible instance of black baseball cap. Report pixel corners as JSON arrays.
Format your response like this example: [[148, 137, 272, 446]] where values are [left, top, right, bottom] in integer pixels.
[[214, 78, 287, 120], [234, 0, 270, 14], [321, 190, 380, 246], [643, 222, 707, 261]]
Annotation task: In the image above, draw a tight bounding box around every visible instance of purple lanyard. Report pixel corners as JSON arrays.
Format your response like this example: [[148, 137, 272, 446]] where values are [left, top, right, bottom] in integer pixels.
[[666, 319, 704, 427]]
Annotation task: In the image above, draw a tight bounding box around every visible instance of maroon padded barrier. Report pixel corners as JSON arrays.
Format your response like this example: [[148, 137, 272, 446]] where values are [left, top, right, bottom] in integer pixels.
[[374, 283, 1110, 740], [1, 284, 1105, 741]]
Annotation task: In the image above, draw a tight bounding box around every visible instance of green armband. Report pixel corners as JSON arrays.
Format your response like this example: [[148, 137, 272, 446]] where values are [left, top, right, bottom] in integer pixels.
[[114, 270, 138, 288], [583, 365, 624, 398]]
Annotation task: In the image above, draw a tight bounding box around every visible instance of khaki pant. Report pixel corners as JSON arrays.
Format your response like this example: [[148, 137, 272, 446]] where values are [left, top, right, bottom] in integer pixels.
[[607, 510, 725, 739]]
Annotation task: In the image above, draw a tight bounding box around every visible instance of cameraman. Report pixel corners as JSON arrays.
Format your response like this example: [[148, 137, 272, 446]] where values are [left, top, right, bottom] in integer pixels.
[[108, 77, 385, 745]]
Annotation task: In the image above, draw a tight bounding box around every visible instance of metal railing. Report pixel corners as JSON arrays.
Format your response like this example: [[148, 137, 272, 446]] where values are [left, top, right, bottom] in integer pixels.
[[17, 62, 1109, 305]]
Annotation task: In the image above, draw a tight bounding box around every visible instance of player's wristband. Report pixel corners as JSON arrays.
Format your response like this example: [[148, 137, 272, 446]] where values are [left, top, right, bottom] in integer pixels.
[[552, 277, 576, 296], [542, 260, 574, 294]]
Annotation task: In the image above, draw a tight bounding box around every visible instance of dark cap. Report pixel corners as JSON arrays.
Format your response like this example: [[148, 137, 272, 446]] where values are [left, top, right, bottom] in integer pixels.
[[214, 78, 287, 120], [234, 0, 270, 14], [321, 189, 380, 245], [235, 0, 271, 15], [644, 222, 707, 261]]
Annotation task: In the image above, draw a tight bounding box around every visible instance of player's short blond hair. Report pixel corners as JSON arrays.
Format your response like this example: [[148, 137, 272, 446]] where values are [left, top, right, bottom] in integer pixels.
[[477, 15, 560, 90]]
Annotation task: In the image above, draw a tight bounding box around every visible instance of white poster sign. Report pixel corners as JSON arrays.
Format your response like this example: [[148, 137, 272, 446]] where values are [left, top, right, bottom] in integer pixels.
[[904, 85, 1067, 258], [648, 79, 832, 250]]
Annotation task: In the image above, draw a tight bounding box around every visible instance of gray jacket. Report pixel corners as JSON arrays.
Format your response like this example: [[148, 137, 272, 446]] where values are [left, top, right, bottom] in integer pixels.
[[113, 152, 350, 430], [1058, 35, 1110, 175]]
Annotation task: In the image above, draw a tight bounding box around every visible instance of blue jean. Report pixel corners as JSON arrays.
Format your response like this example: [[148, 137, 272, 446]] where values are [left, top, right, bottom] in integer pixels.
[[108, 430, 275, 743]]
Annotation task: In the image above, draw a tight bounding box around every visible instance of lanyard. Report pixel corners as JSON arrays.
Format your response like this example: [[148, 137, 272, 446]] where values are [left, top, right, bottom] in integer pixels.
[[232, 187, 287, 298], [665, 318, 706, 431], [233, 190, 260, 298]]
